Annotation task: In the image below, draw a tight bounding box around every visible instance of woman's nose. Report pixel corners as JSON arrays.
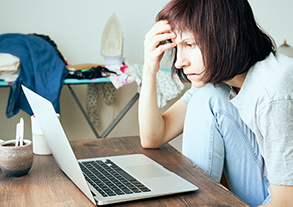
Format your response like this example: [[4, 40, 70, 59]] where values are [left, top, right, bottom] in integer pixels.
[[174, 49, 188, 69]]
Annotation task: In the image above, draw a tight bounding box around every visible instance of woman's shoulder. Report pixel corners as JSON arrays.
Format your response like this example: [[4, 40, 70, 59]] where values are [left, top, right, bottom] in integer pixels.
[[251, 52, 293, 100]]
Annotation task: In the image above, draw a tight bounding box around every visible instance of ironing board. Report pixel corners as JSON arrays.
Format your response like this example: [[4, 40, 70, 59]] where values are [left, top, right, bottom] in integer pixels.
[[0, 78, 139, 139]]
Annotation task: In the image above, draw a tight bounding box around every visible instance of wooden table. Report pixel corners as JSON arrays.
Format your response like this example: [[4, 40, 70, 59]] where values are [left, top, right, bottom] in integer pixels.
[[0, 136, 248, 206]]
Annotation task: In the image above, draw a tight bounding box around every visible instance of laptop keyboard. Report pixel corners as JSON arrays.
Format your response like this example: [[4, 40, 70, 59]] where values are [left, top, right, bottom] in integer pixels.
[[79, 159, 151, 197]]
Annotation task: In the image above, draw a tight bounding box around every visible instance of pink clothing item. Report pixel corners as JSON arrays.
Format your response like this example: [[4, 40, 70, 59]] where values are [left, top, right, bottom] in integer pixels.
[[107, 64, 135, 89]]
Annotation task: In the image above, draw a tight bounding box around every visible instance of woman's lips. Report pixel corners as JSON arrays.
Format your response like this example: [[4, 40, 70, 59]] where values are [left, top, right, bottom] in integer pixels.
[[186, 73, 197, 77], [185, 70, 205, 77]]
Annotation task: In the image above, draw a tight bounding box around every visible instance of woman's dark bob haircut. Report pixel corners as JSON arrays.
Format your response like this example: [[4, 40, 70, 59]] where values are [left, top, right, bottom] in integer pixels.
[[156, 0, 275, 85]]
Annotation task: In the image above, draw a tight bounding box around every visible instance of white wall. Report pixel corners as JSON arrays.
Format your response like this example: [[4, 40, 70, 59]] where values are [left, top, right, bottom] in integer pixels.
[[0, 0, 292, 152], [0, 0, 180, 146], [248, 0, 293, 46]]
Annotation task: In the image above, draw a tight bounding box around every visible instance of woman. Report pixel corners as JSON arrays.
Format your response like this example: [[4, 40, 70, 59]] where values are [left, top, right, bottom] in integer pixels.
[[139, 0, 293, 206]]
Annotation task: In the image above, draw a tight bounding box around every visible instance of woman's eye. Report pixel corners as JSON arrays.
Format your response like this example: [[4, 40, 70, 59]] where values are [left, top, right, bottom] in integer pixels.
[[186, 43, 195, 48]]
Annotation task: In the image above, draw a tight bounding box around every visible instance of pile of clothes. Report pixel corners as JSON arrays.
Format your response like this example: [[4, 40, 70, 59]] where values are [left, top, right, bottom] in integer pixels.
[[0, 33, 68, 118]]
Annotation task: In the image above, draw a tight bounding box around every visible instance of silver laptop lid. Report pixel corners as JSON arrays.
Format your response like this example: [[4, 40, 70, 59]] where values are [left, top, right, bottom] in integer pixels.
[[22, 85, 96, 204]]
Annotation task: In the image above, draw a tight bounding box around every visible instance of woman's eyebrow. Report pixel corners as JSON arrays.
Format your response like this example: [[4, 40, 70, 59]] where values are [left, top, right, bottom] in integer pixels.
[[176, 38, 195, 44]]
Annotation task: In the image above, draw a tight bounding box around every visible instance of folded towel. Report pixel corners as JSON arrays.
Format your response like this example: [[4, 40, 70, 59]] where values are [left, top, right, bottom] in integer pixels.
[[0, 53, 20, 82]]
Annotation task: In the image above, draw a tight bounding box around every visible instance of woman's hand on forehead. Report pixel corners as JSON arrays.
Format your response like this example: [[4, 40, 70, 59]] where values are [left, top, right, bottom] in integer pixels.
[[154, 20, 171, 34], [143, 20, 176, 74], [145, 20, 176, 52]]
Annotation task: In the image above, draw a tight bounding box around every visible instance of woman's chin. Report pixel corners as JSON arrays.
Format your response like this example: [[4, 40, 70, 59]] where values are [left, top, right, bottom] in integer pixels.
[[191, 81, 207, 88]]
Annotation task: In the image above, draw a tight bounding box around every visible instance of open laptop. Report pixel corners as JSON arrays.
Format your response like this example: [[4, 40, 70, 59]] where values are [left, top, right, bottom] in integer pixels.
[[22, 85, 198, 205]]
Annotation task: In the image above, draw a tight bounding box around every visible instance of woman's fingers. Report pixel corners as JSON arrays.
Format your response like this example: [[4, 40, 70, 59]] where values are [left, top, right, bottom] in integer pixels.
[[143, 20, 176, 73], [144, 21, 176, 53], [144, 33, 176, 65], [150, 38, 176, 56], [149, 21, 171, 36], [145, 22, 172, 43], [145, 32, 175, 50]]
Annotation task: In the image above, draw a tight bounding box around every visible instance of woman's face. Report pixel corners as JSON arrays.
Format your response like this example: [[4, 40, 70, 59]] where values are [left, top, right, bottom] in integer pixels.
[[172, 31, 206, 88]]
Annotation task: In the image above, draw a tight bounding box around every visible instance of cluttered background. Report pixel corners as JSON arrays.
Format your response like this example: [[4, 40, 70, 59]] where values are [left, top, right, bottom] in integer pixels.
[[0, 0, 292, 152]]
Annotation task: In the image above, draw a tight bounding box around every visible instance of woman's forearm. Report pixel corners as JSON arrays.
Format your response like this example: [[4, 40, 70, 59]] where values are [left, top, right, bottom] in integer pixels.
[[139, 67, 166, 148], [139, 20, 177, 148]]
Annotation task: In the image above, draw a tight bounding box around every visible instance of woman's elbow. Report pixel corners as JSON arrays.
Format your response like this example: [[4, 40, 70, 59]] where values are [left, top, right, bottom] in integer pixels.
[[140, 135, 161, 149]]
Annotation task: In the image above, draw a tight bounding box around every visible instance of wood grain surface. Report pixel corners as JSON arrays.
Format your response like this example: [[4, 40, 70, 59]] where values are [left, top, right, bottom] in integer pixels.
[[0, 136, 248, 206]]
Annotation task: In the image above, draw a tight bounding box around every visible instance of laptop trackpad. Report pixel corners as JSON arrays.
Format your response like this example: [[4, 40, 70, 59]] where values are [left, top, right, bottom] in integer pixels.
[[127, 164, 171, 179]]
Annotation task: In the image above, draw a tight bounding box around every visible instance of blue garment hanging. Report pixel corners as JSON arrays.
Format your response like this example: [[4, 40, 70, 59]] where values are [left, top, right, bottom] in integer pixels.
[[0, 33, 68, 118]]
